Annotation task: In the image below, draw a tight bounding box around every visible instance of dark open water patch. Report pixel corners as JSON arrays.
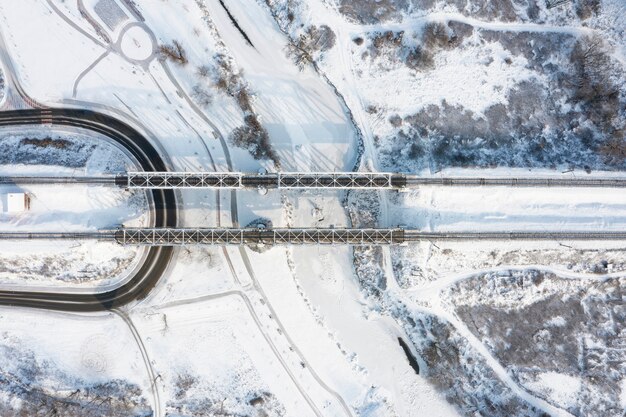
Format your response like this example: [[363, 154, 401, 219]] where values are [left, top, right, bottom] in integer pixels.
[[218, 0, 255, 48], [398, 337, 420, 374]]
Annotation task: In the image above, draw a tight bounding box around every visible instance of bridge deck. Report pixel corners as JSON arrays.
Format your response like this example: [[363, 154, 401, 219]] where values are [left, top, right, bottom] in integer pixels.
[[2, 228, 626, 245]]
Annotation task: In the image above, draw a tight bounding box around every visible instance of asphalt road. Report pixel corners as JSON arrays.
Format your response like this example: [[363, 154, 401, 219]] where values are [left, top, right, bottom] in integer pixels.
[[0, 108, 177, 311]]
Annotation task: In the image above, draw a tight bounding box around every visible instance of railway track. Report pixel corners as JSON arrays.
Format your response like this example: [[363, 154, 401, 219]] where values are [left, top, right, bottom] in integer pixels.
[[3, 172, 626, 189], [2, 228, 626, 245]]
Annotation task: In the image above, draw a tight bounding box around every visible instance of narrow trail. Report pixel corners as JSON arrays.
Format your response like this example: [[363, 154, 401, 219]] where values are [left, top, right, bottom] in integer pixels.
[[407, 263, 626, 295], [112, 308, 162, 417], [149, 288, 325, 417]]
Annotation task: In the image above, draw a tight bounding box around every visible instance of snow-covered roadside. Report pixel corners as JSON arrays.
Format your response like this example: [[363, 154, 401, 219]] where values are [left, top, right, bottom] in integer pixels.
[[132, 296, 318, 417], [0, 308, 153, 415]]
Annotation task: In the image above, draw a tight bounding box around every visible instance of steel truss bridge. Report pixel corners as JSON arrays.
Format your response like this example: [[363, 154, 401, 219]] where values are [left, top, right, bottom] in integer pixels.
[[1, 228, 626, 246], [3, 172, 626, 189]]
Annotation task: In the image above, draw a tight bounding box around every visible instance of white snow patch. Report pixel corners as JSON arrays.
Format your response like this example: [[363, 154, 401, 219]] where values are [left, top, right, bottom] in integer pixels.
[[524, 372, 581, 409], [545, 316, 567, 327], [120, 25, 153, 61]]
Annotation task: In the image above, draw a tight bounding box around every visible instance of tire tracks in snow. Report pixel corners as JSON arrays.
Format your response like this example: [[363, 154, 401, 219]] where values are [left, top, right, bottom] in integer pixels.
[[112, 308, 163, 417]]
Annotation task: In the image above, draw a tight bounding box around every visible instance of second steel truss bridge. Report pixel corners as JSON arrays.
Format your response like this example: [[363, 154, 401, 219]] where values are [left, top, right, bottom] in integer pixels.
[[2, 228, 626, 246]]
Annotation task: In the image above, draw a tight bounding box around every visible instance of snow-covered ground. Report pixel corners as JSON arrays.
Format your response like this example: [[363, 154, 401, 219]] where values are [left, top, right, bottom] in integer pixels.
[[0, 126, 149, 289], [0, 0, 624, 416], [0, 307, 153, 415]]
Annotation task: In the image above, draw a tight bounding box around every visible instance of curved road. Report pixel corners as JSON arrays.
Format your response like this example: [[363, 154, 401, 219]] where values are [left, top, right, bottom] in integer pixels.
[[0, 108, 177, 311]]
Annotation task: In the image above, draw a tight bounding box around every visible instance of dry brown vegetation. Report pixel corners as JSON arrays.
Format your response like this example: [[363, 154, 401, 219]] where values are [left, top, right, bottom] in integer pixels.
[[367, 21, 473, 72], [208, 53, 278, 164], [20, 137, 72, 149], [568, 35, 618, 110], [158, 40, 188, 66]]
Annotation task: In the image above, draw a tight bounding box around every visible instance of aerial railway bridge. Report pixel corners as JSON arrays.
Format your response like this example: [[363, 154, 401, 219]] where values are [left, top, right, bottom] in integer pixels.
[[3, 171, 626, 246], [0, 107, 624, 312]]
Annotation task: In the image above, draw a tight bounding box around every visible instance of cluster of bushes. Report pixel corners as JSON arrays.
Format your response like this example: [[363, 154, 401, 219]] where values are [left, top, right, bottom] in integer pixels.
[[361, 21, 472, 72], [206, 54, 278, 164], [567, 35, 619, 122], [408, 21, 473, 70], [168, 372, 285, 417], [189, 53, 242, 110], [190, 52, 278, 164], [0, 345, 151, 417], [0, 136, 94, 168], [21, 137, 72, 149], [565, 35, 624, 164], [377, 30, 625, 171]]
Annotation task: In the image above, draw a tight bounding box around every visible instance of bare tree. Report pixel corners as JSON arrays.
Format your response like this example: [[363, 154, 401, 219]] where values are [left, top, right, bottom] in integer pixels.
[[191, 84, 213, 108], [159, 40, 188, 66], [196, 64, 211, 78]]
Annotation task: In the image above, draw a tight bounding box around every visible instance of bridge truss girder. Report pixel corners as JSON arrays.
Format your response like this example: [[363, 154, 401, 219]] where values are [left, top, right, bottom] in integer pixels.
[[127, 172, 243, 188], [125, 172, 398, 189], [116, 228, 404, 246], [276, 172, 394, 189]]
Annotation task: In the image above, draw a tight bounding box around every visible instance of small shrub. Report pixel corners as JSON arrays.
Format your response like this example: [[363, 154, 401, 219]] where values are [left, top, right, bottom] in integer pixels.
[[235, 89, 252, 113], [190, 84, 212, 108], [230, 115, 279, 164], [405, 45, 434, 70], [422, 22, 452, 50], [599, 136, 626, 164], [365, 105, 378, 114], [159, 40, 188, 66], [389, 114, 402, 127], [196, 64, 211, 78], [575, 0, 600, 19]]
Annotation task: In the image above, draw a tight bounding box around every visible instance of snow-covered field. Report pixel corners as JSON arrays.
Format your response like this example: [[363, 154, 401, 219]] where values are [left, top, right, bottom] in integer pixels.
[[0, 0, 624, 416], [0, 127, 149, 289]]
